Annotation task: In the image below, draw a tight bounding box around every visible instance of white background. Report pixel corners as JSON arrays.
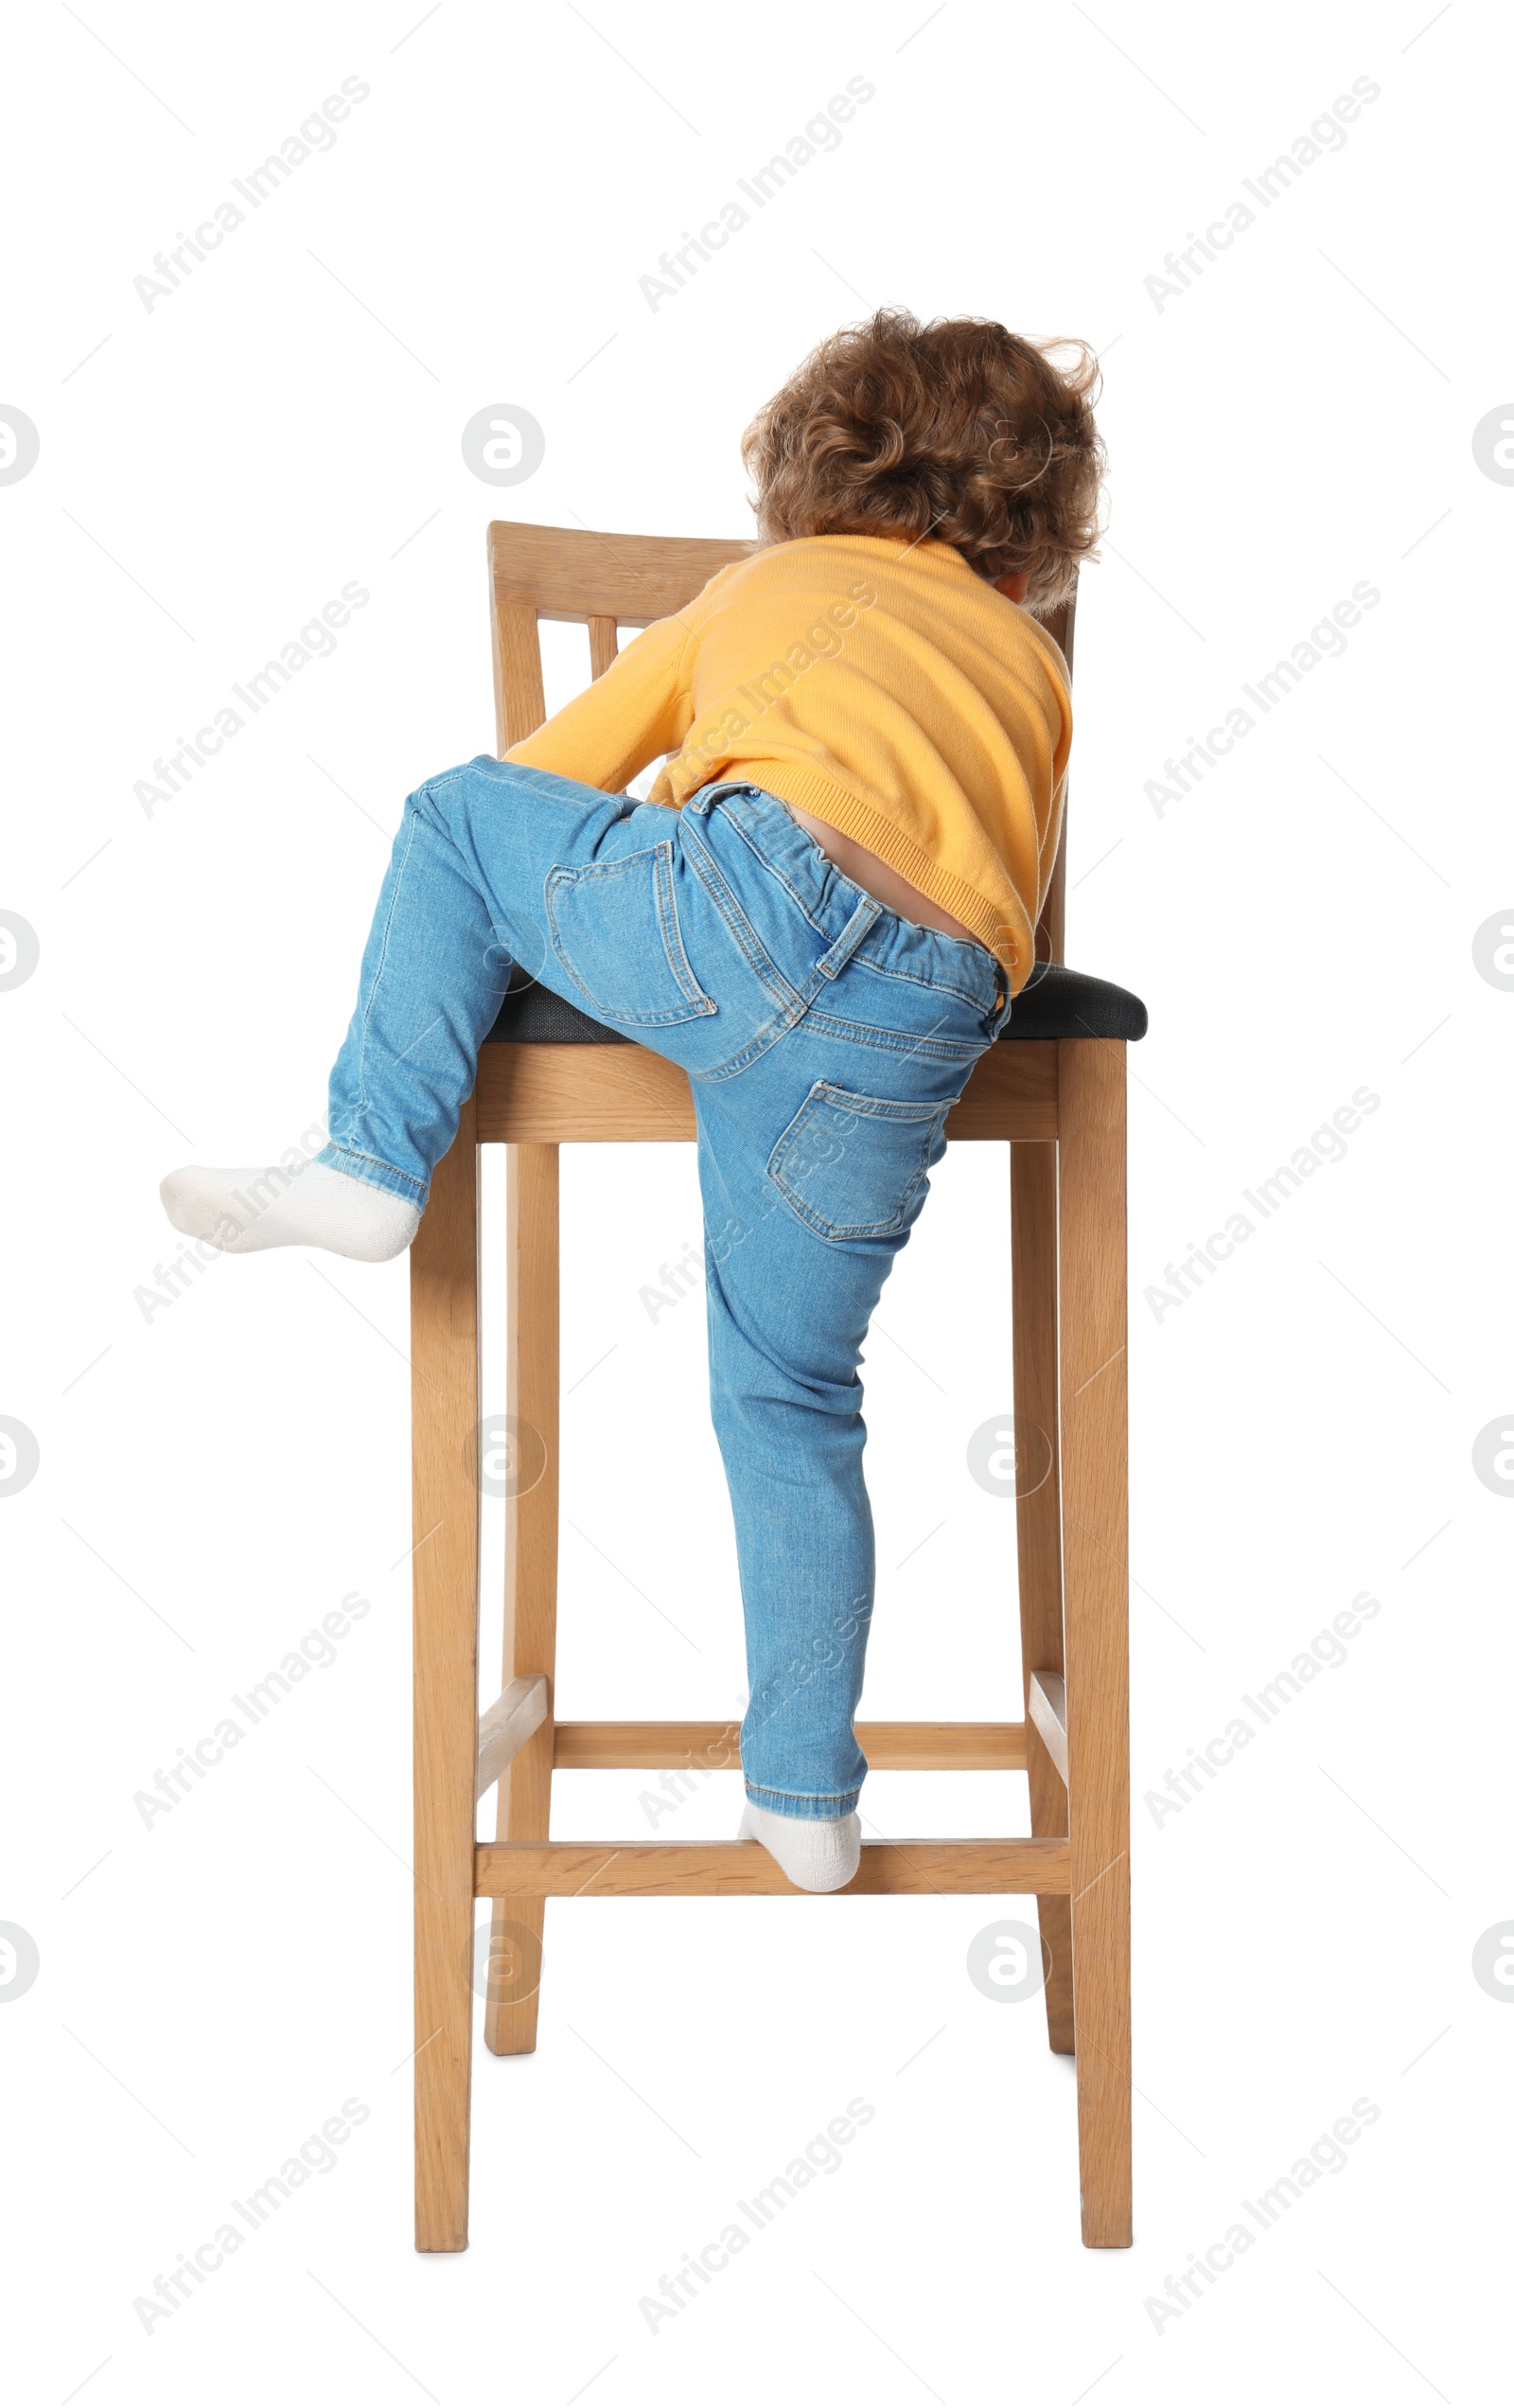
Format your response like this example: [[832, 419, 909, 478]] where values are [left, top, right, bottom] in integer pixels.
[[3, 2, 1509, 2400]]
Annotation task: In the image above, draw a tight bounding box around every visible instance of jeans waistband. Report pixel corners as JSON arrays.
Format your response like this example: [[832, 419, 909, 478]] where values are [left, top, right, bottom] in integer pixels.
[[684, 781, 1011, 1031]]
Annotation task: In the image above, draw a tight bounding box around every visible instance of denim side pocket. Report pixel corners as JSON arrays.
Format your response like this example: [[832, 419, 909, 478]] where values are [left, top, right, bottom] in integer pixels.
[[545, 841, 717, 1028], [767, 1081, 950, 1241]]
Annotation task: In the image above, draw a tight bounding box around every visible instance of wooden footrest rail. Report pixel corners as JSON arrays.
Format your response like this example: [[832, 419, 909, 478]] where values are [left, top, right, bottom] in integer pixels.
[[477, 1694, 1033, 1789], [471, 1688, 1061, 1895], [474, 1687, 1038, 1795], [550, 1717, 1030, 1772], [474, 1837, 1070, 1897]]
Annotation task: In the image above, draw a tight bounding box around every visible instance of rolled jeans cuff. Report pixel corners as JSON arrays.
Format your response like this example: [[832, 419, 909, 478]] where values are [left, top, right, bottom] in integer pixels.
[[744, 1779, 862, 1822], [315, 1142, 429, 1206]]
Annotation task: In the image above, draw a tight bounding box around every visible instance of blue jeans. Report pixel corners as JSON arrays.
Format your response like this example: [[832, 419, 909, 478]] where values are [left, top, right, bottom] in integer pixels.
[[322, 758, 1012, 1819]]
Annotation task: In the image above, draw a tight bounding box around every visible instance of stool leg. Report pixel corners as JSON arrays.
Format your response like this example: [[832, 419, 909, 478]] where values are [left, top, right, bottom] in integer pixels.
[[1011, 1140, 1074, 2055], [484, 1142, 560, 2057], [411, 1098, 482, 2251], [1056, 1039, 1132, 2249]]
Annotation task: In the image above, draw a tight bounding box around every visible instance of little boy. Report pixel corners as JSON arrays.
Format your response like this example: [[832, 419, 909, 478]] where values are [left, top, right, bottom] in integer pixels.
[[163, 309, 1104, 1890]]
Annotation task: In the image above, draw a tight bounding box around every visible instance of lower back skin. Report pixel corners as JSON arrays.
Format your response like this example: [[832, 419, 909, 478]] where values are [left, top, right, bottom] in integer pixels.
[[782, 799, 986, 948]]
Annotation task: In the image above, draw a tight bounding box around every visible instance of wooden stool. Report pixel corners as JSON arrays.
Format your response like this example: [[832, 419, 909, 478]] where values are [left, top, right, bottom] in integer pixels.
[[410, 522, 1147, 2254]]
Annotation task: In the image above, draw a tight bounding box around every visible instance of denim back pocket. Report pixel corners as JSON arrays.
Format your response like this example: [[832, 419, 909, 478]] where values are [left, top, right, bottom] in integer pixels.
[[545, 841, 716, 1028], [767, 1080, 951, 1241]]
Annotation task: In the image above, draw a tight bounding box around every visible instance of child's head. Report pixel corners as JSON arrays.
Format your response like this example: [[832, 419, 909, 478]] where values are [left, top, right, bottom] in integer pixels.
[[741, 309, 1104, 613]]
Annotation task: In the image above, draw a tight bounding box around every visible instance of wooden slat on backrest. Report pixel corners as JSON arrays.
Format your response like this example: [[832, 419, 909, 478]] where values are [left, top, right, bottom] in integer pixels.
[[1034, 583, 1076, 969], [488, 521, 750, 753], [489, 521, 752, 629], [492, 592, 548, 752], [487, 522, 1077, 970]]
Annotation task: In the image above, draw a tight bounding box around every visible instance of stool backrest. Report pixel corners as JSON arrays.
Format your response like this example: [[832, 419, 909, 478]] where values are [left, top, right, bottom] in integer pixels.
[[486, 521, 1075, 967]]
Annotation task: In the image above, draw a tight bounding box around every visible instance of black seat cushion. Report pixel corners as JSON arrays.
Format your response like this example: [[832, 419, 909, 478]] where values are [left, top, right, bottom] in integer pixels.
[[998, 961, 1148, 1041], [484, 959, 1146, 1045], [485, 968, 634, 1045]]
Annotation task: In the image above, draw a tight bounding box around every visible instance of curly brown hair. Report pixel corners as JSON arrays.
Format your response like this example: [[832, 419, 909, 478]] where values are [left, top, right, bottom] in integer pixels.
[[740, 309, 1104, 613]]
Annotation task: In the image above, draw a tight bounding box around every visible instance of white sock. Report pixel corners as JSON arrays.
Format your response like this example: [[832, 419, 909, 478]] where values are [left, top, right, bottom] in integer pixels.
[[738, 1799, 861, 1893], [161, 1160, 420, 1262]]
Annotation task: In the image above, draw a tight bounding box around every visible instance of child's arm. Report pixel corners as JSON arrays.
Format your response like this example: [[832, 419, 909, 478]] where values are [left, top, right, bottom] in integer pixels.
[[503, 608, 698, 794]]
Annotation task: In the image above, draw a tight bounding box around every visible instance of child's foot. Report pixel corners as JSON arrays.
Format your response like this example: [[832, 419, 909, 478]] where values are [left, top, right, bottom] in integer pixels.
[[738, 1800, 861, 1892], [160, 1160, 419, 1262]]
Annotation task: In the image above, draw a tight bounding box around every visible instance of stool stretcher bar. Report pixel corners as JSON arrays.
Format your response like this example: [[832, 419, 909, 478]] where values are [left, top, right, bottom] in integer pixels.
[[473, 1837, 1071, 1898], [476, 1703, 1034, 1791], [1027, 1672, 1069, 1786], [547, 1717, 1031, 1771], [474, 1675, 550, 1801]]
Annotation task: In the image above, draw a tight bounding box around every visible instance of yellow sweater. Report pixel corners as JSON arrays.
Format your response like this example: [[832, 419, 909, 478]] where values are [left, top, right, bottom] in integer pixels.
[[504, 532, 1071, 992]]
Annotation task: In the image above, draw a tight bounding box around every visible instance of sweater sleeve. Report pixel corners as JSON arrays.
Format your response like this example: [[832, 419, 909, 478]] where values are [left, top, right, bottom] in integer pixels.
[[502, 608, 698, 794]]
